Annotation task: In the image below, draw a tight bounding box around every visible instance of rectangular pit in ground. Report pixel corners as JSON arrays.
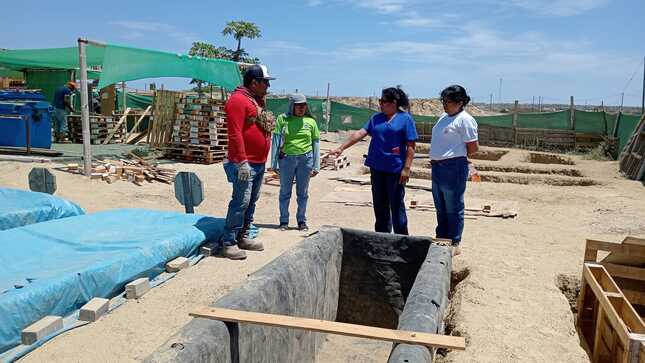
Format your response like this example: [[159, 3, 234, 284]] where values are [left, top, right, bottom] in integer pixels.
[[146, 227, 453, 363]]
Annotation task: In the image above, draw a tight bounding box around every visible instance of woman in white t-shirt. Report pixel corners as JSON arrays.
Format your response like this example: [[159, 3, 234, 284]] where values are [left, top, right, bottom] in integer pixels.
[[429, 85, 479, 255]]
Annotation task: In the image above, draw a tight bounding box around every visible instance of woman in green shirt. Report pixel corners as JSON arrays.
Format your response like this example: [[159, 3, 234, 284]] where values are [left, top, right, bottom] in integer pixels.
[[270, 94, 321, 231]]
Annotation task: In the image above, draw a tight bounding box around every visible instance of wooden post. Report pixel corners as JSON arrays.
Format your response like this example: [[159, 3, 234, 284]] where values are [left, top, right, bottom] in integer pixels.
[[78, 39, 92, 176], [601, 101, 608, 135], [325, 82, 331, 133], [570, 96, 575, 130], [513, 100, 519, 146]]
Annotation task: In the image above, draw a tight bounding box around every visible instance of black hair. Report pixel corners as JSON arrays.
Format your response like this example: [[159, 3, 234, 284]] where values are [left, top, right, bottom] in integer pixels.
[[440, 85, 471, 107], [243, 73, 256, 87], [381, 86, 410, 111]]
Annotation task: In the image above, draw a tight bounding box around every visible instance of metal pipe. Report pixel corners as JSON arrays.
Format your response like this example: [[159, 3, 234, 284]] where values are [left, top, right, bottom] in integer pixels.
[[78, 38, 92, 176]]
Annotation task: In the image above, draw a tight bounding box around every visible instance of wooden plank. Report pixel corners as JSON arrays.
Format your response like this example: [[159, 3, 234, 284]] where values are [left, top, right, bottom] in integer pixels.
[[588, 239, 645, 259], [127, 106, 152, 144], [189, 307, 466, 350], [103, 107, 131, 144], [602, 263, 645, 282]]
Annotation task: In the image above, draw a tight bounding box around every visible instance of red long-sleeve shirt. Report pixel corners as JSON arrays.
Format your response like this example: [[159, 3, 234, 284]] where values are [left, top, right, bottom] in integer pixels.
[[224, 87, 271, 163]]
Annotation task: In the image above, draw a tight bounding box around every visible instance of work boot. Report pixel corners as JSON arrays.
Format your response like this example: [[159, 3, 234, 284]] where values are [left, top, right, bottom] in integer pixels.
[[222, 245, 247, 260], [279, 223, 288, 231], [298, 222, 309, 232], [238, 238, 264, 251]]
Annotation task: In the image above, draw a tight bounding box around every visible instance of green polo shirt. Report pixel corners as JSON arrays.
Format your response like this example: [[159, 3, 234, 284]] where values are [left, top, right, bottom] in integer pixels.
[[274, 114, 320, 155]]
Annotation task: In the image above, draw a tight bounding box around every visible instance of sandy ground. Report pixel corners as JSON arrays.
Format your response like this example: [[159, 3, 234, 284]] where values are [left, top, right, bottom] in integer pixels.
[[2, 138, 645, 363]]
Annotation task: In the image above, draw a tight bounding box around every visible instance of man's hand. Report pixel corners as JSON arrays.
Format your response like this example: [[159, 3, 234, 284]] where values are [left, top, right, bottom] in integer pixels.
[[399, 167, 410, 185], [311, 170, 319, 177], [238, 161, 251, 182], [329, 148, 343, 157]]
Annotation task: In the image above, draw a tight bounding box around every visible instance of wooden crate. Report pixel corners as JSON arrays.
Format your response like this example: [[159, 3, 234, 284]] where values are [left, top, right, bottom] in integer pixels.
[[577, 237, 645, 362]]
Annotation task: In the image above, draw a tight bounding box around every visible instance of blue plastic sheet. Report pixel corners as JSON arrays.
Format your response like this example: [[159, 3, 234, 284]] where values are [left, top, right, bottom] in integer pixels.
[[0, 208, 224, 353], [0, 188, 85, 231]]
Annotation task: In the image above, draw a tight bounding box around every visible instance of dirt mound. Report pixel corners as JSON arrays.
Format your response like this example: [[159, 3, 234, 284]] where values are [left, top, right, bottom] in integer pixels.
[[332, 97, 493, 117]]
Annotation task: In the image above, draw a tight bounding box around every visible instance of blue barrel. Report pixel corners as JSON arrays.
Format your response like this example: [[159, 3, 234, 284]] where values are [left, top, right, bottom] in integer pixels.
[[0, 89, 46, 101], [0, 101, 53, 149]]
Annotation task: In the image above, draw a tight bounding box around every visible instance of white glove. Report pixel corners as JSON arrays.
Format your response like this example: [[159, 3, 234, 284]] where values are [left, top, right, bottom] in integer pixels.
[[238, 161, 251, 182]]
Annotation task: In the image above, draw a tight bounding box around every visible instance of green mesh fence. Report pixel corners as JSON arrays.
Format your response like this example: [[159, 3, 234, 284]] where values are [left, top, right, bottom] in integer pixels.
[[477, 114, 514, 128], [618, 114, 643, 152], [517, 110, 571, 129], [575, 110, 608, 134], [25, 69, 73, 104], [116, 90, 154, 110]]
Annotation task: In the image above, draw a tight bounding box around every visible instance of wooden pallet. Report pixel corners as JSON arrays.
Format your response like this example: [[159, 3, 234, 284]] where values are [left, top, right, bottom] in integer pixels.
[[577, 237, 645, 362], [163, 143, 226, 165]]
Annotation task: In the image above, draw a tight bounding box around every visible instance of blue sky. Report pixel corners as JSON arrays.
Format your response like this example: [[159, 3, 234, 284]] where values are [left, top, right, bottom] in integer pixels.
[[2, 0, 644, 106]]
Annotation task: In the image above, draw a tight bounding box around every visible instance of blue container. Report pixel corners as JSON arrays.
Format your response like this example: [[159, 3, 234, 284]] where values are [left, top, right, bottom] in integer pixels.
[[0, 101, 53, 149], [0, 89, 46, 102]]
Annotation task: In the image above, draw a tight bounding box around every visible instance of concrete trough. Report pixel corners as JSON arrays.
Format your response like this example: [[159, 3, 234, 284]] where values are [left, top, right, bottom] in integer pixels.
[[146, 226, 452, 363]]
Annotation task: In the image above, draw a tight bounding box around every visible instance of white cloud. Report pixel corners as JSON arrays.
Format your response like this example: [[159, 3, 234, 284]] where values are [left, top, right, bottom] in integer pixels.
[[353, 0, 409, 14], [395, 16, 438, 28], [307, 0, 322, 6], [110, 21, 199, 46], [509, 0, 609, 16]]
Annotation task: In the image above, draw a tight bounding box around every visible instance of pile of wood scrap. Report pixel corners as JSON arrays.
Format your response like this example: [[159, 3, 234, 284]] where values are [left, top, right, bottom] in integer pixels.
[[321, 153, 350, 170], [408, 199, 517, 218], [64, 158, 176, 186], [67, 112, 127, 145], [330, 176, 432, 192]]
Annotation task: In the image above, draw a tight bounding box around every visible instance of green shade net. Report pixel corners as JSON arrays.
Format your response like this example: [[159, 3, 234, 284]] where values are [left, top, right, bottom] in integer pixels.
[[116, 90, 154, 110], [618, 114, 643, 152], [25, 69, 73, 103], [0, 44, 242, 91], [575, 110, 608, 134], [517, 110, 570, 129], [97, 45, 242, 91], [0, 47, 105, 71], [0, 68, 24, 79], [477, 114, 514, 128]]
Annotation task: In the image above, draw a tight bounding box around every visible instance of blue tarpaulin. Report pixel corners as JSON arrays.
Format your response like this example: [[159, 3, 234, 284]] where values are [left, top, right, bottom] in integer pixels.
[[0, 208, 224, 353], [0, 188, 85, 230]]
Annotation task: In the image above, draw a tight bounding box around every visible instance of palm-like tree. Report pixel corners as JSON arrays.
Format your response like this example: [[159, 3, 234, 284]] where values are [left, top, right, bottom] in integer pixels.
[[222, 21, 261, 61]]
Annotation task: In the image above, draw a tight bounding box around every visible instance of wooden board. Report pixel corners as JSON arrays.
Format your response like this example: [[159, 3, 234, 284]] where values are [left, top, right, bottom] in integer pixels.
[[190, 307, 466, 350]]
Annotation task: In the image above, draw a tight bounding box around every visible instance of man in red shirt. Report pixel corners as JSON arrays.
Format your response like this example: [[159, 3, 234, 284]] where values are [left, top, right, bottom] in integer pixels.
[[221, 65, 275, 260]]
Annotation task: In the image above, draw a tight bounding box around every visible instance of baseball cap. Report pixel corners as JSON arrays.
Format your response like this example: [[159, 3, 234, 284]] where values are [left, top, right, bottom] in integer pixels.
[[244, 64, 276, 83]]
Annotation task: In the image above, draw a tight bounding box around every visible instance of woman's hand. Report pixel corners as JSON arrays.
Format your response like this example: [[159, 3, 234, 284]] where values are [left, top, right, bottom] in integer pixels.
[[399, 167, 410, 185]]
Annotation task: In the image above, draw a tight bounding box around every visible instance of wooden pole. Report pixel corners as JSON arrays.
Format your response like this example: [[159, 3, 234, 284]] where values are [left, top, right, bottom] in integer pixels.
[[642, 56, 644, 115], [601, 101, 608, 135], [325, 82, 331, 133], [489, 93, 493, 112], [513, 100, 519, 145], [570, 96, 575, 130], [78, 39, 92, 177]]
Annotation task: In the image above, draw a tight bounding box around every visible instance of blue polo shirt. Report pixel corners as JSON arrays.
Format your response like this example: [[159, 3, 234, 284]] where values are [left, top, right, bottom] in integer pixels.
[[362, 112, 418, 173], [53, 86, 73, 110]]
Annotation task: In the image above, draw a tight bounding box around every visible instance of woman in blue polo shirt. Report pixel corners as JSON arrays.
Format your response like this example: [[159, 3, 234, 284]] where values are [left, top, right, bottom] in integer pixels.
[[332, 87, 417, 235]]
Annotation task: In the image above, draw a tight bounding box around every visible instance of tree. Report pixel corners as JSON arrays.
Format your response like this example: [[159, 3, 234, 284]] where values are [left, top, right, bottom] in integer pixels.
[[188, 42, 233, 93], [222, 21, 261, 61]]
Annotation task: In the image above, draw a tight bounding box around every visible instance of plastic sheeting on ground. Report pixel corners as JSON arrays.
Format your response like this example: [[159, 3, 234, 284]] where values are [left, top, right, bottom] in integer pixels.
[[0, 208, 224, 353], [0, 188, 85, 231]]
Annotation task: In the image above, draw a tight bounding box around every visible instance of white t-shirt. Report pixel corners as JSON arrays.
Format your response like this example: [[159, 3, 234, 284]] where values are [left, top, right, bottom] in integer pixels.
[[429, 110, 478, 160]]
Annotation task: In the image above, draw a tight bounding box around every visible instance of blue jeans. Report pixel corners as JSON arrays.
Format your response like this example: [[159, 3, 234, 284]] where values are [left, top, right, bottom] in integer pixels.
[[370, 168, 408, 235], [221, 161, 265, 246], [53, 108, 68, 135], [431, 157, 468, 244], [278, 152, 313, 224]]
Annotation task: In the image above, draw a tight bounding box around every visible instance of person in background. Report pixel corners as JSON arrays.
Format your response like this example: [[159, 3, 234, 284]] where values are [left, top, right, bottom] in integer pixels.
[[429, 85, 479, 256], [220, 65, 276, 260], [270, 93, 321, 232], [52, 81, 76, 143], [331, 86, 417, 235]]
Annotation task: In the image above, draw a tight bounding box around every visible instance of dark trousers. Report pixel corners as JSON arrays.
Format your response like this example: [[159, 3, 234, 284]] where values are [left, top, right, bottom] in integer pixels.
[[431, 157, 468, 244], [370, 168, 408, 235]]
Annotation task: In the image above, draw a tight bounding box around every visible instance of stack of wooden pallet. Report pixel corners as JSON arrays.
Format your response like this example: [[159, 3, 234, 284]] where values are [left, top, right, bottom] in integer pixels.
[[164, 96, 228, 164], [67, 115, 124, 144], [619, 114, 645, 181], [64, 158, 176, 186], [577, 237, 645, 362]]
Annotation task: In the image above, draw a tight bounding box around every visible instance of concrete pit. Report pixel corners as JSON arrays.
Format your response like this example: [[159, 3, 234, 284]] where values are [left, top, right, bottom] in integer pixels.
[[528, 152, 575, 165], [146, 227, 453, 363]]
